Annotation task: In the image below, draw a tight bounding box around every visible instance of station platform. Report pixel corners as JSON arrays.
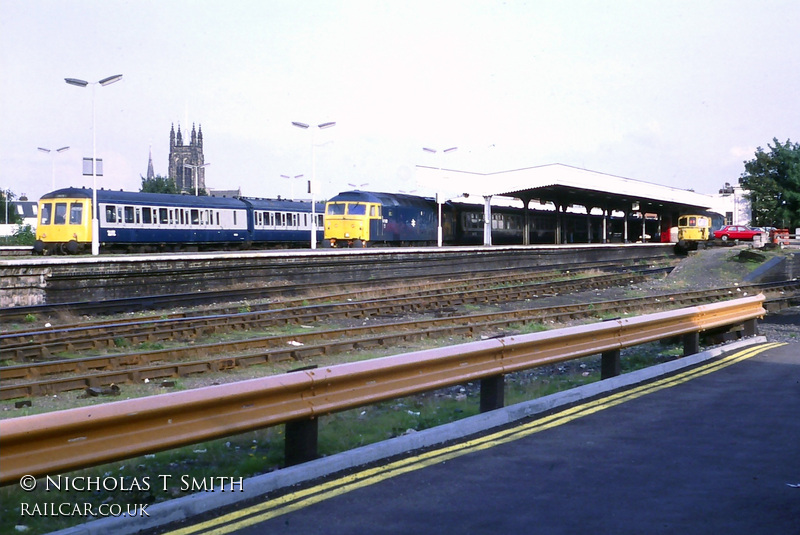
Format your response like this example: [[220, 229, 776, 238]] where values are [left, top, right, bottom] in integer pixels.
[[208, 340, 800, 535], [58, 338, 798, 535]]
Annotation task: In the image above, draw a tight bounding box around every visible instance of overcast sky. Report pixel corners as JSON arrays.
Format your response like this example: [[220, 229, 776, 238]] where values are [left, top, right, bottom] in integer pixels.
[[2, 0, 798, 203]]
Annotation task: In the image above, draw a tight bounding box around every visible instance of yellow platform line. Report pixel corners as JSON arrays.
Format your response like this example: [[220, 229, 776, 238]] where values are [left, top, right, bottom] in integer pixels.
[[167, 342, 784, 535]]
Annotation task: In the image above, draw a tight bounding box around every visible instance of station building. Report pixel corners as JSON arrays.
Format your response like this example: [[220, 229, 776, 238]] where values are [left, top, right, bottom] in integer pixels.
[[415, 163, 722, 246]]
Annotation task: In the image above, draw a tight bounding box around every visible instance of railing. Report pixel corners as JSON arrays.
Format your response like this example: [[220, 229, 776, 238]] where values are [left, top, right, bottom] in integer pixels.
[[0, 294, 765, 486]]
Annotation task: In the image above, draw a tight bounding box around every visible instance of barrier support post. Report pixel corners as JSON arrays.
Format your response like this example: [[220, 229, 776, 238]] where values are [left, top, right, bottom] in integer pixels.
[[743, 318, 758, 337], [285, 418, 318, 466], [601, 349, 621, 379], [683, 331, 700, 356], [480, 375, 505, 412]]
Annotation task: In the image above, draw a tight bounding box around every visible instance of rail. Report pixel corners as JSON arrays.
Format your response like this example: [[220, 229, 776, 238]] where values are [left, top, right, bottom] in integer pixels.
[[0, 294, 765, 486]]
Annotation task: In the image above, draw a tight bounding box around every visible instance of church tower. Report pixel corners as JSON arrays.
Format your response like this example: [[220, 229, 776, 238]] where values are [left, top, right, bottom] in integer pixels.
[[168, 123, 206, 193]]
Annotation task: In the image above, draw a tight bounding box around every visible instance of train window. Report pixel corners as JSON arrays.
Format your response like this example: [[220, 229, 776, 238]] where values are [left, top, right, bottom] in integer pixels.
[[348, 203, 366, 215], [142, 208, 152, 224], [316, 214, 323, 226], [50, 203, 66, 225], [135, 208, 141, 224], [327, 203, 346, 215], [159, 208, 168, 224], [190, 209, 199, 225], [370, 205, 379, 217], [215, 212, 219, 226], [104, 205, 116, 224], [233, 211, 237, 226], [124, 206, 134, 224], [40, 203, 52, 225], [69, 203, 83, 225]]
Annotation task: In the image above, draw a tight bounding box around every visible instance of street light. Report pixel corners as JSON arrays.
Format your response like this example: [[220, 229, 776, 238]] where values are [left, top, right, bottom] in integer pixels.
[[422, 146, 458, 247], [37, 146, 70, 191], [292, 121, 336, 249], [281, 174, 304, 200], [65, 74, 123, 255]]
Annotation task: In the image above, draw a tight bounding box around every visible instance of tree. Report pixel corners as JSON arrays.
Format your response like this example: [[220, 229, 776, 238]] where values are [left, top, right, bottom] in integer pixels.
[[1, 190, 22, 225], [140, 175, 208, 196], [140, 175, 180, 194], [739, 138, 800, 229]]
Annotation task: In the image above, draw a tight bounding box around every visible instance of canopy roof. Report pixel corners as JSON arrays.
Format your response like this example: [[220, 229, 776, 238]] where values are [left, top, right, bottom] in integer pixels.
[[416, 163, 713, 214]]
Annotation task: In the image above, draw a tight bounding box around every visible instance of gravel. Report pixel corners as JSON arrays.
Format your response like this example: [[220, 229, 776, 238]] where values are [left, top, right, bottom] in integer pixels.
[[758, 306, 800, 344]]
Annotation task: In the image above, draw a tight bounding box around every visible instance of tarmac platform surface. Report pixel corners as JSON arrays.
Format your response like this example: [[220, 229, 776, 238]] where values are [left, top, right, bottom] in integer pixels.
[[57, 340, 800, 535]]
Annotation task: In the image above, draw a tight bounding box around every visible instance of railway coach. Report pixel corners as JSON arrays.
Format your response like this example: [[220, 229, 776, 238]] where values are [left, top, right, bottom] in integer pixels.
[[34, 187, 324, 254]]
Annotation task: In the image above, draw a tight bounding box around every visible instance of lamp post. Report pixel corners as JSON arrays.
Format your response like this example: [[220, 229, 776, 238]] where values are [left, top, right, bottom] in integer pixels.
[[65, 74, 123, 256], [281, 174, 304, 200], [422, 146, 458, 247], [37, 146, 70, 191], [291, 121, 336, 249], [183, 162, 210, 196]]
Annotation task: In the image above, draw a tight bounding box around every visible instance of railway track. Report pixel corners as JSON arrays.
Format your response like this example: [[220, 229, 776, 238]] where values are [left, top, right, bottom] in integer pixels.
[[3, 279, 798, 400], [2, 265, 670, 360], [0, 259, 666, 324]]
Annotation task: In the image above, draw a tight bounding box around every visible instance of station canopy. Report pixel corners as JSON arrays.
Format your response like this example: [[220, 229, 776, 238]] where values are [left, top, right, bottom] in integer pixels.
[[416, 163, 713, 215]]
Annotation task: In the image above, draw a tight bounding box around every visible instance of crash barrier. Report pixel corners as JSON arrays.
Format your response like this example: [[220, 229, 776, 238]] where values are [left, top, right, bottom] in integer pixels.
[[0, 294, 766, 485]]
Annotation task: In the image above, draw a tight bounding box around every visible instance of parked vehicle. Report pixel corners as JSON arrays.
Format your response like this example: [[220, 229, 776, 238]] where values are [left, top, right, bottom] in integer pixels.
[[713, 225, 764, 241]]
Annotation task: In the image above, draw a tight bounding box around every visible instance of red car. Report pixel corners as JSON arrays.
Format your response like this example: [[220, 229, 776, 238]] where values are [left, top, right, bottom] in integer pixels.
[[713, 225, 764, 241]]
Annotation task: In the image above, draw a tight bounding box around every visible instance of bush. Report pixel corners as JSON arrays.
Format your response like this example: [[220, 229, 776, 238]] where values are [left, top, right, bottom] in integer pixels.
[[0, 224, 35, 246]]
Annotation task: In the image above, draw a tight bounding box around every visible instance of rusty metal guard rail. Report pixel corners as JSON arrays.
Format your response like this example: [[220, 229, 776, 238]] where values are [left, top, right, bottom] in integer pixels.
[[0, 294, 765, 485]]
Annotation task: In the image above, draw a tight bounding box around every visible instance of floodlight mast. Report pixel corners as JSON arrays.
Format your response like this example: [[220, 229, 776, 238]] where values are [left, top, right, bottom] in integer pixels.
[[65, 74, 123, 255], [38, 146, 71, 190], [292, 120, 337, 249], [422, 146, 458, 246]]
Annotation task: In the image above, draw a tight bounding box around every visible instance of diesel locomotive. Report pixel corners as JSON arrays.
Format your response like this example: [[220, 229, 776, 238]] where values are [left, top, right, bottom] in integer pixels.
[[322, 190, 641, 247]]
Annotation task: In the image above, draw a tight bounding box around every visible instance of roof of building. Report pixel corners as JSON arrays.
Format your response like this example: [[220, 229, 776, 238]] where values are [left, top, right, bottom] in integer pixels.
[[415, 163, 713, 214]]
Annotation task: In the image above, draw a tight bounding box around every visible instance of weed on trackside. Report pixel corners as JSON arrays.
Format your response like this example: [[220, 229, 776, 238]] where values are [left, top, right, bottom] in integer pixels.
[[2, 338, 683, 535]]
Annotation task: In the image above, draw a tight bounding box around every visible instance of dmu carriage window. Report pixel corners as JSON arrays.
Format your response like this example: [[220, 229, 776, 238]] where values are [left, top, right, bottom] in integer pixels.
[[53, 203, 67, 225], [191, 209, 199, 225], [124, 206, 135, 224], [142, 208, 152, 225], [269, 212, 275, 226], [135, 208, 141, 224], [40, 203, 52, 225], [159, 208, 168, 224], [104, 205, 116, 224], [69, 203, 83, 225], [233, 212, 237, 225], [292, 213, 299, 226], [280, 213, 287, 226], [215, 212, 219, 225]]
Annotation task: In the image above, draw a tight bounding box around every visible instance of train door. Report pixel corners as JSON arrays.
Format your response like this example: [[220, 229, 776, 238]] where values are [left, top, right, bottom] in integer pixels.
[[368, 203, 383, 242]]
